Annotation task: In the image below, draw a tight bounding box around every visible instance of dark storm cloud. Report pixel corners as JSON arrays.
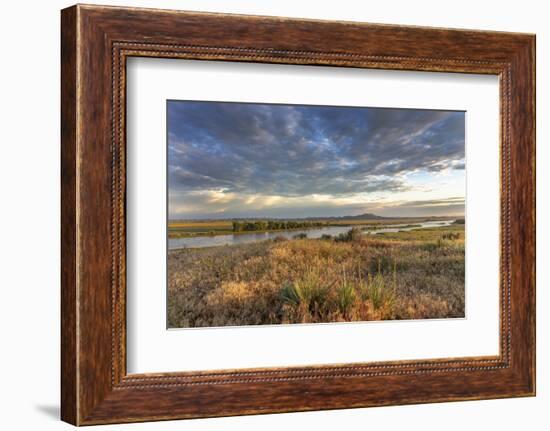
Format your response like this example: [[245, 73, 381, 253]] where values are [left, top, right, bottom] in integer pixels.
[[168, 101, 465, 199]]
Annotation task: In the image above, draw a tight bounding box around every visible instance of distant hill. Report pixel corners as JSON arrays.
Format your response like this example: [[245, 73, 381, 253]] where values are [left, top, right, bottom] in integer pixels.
[[327, 213, 387, 221], [170, 213, 458, 222], [173, 213, 391, 222]]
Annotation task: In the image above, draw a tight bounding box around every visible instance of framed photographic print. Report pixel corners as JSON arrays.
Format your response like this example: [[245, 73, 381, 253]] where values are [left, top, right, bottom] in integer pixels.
[[61, 4, 535, 425], [165, 101, 466, 329]]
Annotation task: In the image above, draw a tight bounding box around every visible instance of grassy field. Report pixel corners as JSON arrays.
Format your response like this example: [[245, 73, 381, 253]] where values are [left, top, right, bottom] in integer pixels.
[[168, 217, 454, 238], [169, 220, 233, 237], [167, 224, 465, 328]]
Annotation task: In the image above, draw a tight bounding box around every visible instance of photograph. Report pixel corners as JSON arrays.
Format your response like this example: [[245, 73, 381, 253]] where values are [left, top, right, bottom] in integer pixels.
[[167, 101, 466, 328]]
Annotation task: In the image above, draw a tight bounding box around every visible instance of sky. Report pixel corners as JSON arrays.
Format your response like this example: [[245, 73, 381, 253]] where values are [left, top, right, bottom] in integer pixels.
[[167, 100, 465, 219]]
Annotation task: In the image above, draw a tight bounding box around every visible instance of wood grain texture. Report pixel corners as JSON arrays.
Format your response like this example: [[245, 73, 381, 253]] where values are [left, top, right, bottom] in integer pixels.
[[60, 5, 78, 425], [60, 4, 536, 425]]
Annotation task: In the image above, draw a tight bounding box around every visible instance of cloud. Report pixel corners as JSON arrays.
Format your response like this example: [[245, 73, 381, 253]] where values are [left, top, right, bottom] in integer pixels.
[[374, 197, 465, 217], [169, 189, 379, 219], [387, 196, 465, 208], [167, 101, 465, 218], [168, 192, 464, 219]]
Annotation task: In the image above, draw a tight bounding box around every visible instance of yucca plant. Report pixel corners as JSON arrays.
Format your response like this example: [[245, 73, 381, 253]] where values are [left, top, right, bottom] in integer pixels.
[[367, 273, 386, 310], [280, 281, 302, 307], [336, 272, 356, 318], [337, 284, 356, 318], [280, 268, 330, 319], [364, 259, 397, 311]]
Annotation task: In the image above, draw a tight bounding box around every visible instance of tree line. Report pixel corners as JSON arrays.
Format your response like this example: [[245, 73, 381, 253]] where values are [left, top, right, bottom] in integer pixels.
[[232, 220, 327, 232]]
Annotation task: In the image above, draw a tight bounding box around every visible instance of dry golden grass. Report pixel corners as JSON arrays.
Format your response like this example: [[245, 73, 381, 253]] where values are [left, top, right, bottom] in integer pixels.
[[167, 226, 465, 328]]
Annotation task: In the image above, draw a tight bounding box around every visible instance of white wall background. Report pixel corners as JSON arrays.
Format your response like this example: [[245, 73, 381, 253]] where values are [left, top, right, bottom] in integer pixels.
[[0, 0, 546, 429]]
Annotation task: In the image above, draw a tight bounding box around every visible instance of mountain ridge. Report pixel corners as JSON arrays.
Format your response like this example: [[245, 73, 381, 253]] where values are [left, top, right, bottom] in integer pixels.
[[169, 213, 459, 222]]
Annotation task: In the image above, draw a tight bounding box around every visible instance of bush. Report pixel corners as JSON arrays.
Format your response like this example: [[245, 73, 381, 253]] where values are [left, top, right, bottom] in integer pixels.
[[442, 232, 460, 240], [234, 219, 326, 232], [441, 232, 460, 240], [421, 242, 439, 252], [368, 255, 394, 274], [335, 227, 363, 243], [293, 233, 308, 239]]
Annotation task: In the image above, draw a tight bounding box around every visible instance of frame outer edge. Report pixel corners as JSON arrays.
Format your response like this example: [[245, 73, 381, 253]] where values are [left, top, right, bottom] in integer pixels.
[[531, 34, 536, 396], [526, 35, 536, 396], [504, 34, 536, 396], [61, 4, 79, 426]]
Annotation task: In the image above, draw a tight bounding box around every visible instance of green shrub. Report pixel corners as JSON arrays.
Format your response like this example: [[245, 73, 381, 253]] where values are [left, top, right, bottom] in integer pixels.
[[368, 255, 394, 274], [335, 227, 363, 243], [442, 232, 460, 240], [422, 242, 439, 252]]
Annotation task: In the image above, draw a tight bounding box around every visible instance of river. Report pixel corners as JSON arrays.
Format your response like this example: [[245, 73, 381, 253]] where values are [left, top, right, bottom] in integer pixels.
[[168, 219, 456, 250]]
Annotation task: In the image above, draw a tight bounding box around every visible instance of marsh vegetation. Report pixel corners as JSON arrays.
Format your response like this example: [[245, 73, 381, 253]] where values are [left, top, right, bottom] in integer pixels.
[[167, 224, 465, 328]]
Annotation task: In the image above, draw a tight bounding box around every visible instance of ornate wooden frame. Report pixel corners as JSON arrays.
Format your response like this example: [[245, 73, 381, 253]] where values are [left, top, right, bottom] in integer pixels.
[[61, 4, 535, 425]]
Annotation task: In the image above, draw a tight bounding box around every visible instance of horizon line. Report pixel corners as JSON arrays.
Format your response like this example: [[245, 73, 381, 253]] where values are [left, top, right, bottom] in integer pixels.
[[168, 214, 465, 221]]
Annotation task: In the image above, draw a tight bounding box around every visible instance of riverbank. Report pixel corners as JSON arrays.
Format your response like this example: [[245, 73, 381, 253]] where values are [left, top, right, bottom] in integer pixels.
[[168, 216, 457, 238], [168, 225, 329, 238], [168, 219, 458, 249]]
